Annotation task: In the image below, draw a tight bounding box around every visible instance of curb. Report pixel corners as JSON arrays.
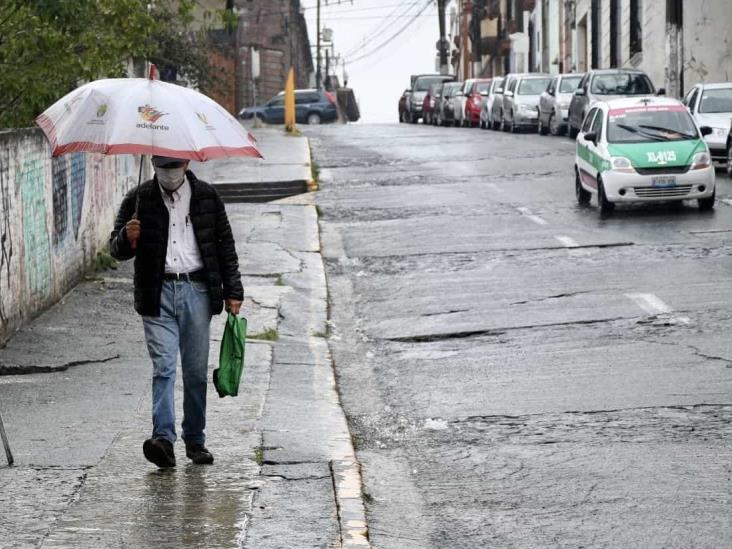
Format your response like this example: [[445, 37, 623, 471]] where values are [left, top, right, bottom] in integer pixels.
[[306, 138, 319, 192], [331, 459, 371, 547]]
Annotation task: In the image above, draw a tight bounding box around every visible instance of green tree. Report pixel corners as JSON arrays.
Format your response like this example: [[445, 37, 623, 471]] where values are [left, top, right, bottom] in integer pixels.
[[0, 0, 228, 129]]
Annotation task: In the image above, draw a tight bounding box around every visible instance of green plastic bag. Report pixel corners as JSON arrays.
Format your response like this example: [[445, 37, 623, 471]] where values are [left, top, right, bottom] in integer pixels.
[[213, 313, 247, 398]]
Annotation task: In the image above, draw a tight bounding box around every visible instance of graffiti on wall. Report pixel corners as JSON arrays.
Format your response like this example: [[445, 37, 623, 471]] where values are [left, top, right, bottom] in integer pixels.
[[69, 153, 86, 239], [20, 158, 51, 298], [52, 156, 69, 247], [0, 150, 14, 323]]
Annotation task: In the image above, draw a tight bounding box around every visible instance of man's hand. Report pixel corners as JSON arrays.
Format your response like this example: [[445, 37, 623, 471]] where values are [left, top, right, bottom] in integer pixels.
[[226, 299, 242, 315], [125, 219, 141, 242]]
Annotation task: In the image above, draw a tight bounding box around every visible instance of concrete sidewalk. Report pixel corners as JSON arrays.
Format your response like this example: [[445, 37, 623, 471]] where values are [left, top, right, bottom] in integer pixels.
[[0, 137, 368, 547], [190, 126, 313, 186]]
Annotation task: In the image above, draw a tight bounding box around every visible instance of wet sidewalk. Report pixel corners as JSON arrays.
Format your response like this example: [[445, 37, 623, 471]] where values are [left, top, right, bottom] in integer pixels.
[[0, 136, 368, 547]]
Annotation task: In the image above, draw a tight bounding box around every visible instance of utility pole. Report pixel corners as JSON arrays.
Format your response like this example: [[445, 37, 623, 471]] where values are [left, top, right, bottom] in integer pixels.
[[473, 0, 484, 77], [316, 0, 322, 90], [438, 0, 449, 75]]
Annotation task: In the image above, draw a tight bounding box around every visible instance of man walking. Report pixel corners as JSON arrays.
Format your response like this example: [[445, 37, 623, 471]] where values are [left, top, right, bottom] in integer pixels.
[[110, 156, 243, 468]]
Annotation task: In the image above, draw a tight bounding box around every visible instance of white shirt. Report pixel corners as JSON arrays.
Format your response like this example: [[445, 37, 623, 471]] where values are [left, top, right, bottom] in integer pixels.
[[159, 179, 204, 274]]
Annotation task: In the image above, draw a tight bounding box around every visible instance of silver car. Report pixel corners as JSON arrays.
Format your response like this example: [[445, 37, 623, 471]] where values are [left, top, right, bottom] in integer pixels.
[[683, 82, 732, 165], [538, 73, 583, 136], [489, 79, 506, 130], [480, 77, 504, 130], [501, 73, 552, 133], [567, 69, 657, 138]]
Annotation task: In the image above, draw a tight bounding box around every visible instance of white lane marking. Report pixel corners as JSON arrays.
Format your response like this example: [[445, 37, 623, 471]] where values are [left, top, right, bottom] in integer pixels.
[[516, 206, 548, 225], [626, 293, 690, 324], [720, 198, 732, 207], [555, 235, 579, 248], [555, 235, 589, 256]]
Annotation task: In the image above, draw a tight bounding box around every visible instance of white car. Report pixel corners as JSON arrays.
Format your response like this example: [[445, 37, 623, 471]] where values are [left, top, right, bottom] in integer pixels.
[[682, 82, 732, 165], [574, 97, 715, 215], [480, 77, 504, 129], [538, 73, 583, 136]]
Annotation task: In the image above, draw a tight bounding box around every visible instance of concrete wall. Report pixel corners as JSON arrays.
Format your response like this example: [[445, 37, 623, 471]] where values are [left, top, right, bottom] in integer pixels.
[[683, 0, 732, 88], [0, 129, 141, 344]]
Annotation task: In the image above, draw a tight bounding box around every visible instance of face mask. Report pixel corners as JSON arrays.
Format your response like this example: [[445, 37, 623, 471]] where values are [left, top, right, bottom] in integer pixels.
[[155, 167, 186, 190]]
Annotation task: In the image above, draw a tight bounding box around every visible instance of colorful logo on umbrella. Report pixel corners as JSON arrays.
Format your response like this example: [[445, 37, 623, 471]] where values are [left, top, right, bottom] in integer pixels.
[[136, 104, 170, 131], [96, 104, 108, 118], [138, 105, 167, 123]]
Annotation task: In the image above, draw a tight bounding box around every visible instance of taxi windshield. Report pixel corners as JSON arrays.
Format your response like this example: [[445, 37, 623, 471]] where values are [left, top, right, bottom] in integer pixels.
[[607, 105, 699, 143]]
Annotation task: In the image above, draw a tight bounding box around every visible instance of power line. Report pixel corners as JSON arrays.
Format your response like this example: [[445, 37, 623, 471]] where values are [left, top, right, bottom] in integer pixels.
[[346, 0, 433, 65], [343, 0, 423, 58]]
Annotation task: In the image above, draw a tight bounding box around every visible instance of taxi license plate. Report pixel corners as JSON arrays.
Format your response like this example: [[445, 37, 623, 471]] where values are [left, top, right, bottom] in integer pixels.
[[652, 175, 676, 188]]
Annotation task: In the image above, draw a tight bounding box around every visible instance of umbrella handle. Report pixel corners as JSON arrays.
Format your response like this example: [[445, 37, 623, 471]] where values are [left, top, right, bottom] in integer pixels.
[[131, 154, 143, 252]]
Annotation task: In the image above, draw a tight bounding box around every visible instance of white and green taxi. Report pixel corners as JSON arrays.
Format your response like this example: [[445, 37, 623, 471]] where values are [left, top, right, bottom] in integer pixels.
[[574, 97, 715, 214]]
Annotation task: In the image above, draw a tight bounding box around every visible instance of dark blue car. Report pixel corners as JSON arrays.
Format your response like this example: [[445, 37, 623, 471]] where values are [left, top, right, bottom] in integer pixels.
[[238, 90, 338, 125]]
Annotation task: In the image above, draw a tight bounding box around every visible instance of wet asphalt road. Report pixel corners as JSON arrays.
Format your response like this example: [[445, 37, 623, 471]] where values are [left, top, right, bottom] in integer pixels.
[[310, 122, 732, 548]]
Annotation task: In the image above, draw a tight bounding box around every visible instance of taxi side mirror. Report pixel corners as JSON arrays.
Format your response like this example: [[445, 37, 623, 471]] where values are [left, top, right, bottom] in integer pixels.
[[657, 88, 666, 96], [584, 131, 597, 144], [700, 126, 713, 137]]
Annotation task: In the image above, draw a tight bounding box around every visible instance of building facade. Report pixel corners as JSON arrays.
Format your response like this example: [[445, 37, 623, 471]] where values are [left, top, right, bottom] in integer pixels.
[[537, 0, 732, 96], [448, 0, 732, 97], [235, 0, 314, 112]]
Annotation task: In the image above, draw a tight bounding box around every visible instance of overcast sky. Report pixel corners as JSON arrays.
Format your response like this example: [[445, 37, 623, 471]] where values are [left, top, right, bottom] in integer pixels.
[[304, 0, 441, 123]]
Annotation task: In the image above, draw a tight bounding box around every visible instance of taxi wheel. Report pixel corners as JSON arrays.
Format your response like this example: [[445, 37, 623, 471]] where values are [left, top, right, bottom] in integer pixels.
[[698, 190, 715, 211], [575, 170, 591, 206], [598, 180, 615, 215]]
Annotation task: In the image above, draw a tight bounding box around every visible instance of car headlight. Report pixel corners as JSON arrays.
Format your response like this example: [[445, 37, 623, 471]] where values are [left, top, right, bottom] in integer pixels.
[[711, 127, 727, 138], [691, 151, 711, 170], [611, 157, 634, 173]]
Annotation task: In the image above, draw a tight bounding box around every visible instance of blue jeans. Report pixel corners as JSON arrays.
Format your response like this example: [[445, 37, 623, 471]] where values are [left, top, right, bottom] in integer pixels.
[[142, 280, 211, 445]]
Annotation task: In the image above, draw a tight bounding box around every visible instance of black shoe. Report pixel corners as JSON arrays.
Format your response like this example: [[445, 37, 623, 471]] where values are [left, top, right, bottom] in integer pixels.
[[143, 437, 176, 468], [185, 443, 214, 464]]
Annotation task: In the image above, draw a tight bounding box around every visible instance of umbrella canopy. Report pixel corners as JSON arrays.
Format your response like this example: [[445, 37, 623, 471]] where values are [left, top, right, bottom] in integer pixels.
[[36, 78, 262, 161]]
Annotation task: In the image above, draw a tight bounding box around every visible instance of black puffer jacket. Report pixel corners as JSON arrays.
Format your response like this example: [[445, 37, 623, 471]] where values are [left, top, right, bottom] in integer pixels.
[[110, 171, 243, 317]]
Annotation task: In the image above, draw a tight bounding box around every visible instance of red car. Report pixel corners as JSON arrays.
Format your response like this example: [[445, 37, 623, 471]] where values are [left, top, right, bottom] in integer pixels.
[[421, 82, 443, 125], [464, 79, 492, 127]]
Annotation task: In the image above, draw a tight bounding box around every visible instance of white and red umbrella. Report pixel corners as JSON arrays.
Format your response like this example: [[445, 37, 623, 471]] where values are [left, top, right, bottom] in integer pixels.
[[36, 67, 261, 161]]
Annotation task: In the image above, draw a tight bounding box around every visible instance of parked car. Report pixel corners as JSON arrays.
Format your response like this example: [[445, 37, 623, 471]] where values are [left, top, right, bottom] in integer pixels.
[[407, 74, 455, 123], [682, 82, 732, 166], [574, 97, 714, 215], [463, 79, 492, 127], [399, 89, 411, 123], [482, 77, 505, 130], [538, 73, 583, 136], [454, 79, 480, 127], [568, 69, 659, 138], [238, 89, 338, 125], [491, 77, 506, 130], [436, 82, 463, 126], [422, 82, 444, 125], [501, 73, 552, 132]]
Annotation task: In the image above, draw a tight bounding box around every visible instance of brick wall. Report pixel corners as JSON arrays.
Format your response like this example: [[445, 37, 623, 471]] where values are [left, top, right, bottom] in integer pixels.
[[0, 129, 142, 344], [236, 0, 314, 110]]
